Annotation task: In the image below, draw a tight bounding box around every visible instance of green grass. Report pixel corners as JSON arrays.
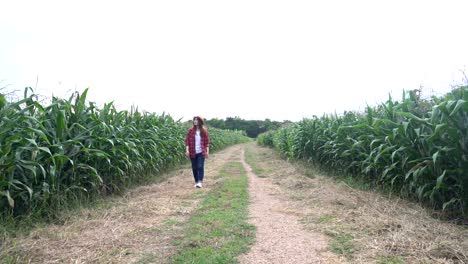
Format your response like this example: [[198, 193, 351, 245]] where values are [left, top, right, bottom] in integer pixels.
[[243, 146, 265, 176], [329, 232, 356, 258], [1, 256, 21, 264], [171, 162, 255, 263], [377, 256, 405, 264], [164, 218, 183, 227], [317, 214, 335, 224]]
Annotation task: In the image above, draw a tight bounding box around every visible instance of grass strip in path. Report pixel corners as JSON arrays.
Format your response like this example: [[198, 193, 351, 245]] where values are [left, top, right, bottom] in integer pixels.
[[171, 162, 255, 263]]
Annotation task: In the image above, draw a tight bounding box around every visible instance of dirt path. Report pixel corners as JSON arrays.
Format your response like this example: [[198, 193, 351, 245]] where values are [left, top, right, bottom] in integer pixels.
[[4, 145, 243, 263], [241, 142, 468, 263], [4, 142, 467, 263], [238, 148, 340, 264]]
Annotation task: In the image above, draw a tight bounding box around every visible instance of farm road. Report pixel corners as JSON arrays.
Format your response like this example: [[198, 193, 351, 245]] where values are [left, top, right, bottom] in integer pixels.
[[238, 147, 340, 263], [3, 145, 241, 263], [3, 142, 467, 263]]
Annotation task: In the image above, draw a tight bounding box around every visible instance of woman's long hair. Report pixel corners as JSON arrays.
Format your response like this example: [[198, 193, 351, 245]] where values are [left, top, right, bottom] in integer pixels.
[[193, 116, 208, 137]]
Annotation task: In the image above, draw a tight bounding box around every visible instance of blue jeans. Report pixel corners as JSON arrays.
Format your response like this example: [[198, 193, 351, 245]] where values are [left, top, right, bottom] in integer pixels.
[[191, 153, 205, 183]]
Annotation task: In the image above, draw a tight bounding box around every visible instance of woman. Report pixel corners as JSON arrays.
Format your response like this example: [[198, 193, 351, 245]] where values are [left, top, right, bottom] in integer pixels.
[[185, 116, 210, 188]]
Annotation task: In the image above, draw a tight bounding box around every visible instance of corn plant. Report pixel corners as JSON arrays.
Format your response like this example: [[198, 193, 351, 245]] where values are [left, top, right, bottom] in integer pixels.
[[0, 88, 250, 218], [258, 86, 468, 217]]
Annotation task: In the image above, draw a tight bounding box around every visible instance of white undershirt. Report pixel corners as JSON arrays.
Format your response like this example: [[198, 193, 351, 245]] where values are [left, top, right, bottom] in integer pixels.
[[195, 130, 202, 154]]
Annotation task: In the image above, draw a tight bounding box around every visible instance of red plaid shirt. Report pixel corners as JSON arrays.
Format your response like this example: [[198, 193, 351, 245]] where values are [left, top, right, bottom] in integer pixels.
[[185, 127, 210, 158]]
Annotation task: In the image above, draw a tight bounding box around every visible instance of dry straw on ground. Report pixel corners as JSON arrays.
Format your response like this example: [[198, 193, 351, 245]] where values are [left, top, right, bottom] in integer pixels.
[[2, 143, 467, 263], [245, 143, 468, 264]]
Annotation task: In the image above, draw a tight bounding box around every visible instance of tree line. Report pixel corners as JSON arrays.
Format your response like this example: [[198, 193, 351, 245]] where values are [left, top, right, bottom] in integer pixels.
[[202, 117, 290, 138]]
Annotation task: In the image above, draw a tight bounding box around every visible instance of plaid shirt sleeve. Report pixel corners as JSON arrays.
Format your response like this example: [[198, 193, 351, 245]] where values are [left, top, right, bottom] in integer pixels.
[[185, 128, 195, 158]]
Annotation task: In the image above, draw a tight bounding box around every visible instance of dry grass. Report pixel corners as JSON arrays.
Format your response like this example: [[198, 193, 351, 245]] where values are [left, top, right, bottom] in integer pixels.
[[1, 145, 243, 264], [3, 142, 466, 263], [245, 142, 468, 264]]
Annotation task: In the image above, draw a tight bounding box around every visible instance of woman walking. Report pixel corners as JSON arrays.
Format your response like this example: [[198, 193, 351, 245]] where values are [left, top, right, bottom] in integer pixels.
[[185, 116, 210, 188]]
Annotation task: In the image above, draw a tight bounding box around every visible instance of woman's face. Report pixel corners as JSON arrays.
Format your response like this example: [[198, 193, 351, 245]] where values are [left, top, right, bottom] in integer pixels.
[[193, 118, 199, 126]]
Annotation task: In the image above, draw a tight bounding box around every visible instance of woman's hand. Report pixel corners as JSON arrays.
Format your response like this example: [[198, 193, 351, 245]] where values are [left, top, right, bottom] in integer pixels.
[[185, 150, 190, 158]]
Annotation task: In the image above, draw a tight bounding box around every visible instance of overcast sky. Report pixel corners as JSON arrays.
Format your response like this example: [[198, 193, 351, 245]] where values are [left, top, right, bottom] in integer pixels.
[[1, 0, 467, 121]]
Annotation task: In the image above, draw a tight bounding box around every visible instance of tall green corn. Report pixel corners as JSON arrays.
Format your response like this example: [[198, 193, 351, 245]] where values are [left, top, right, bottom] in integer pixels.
[[258, 86, 468, 217], [0, 88, 250, 217]]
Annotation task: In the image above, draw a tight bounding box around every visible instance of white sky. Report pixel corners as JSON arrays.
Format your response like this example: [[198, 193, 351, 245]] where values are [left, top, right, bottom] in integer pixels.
[[1, 0, 467, 121]]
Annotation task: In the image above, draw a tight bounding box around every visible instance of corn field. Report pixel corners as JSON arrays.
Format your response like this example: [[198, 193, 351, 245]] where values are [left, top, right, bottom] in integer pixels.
[[0, 88, 249, 217], [258, 86, 468, 217]]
